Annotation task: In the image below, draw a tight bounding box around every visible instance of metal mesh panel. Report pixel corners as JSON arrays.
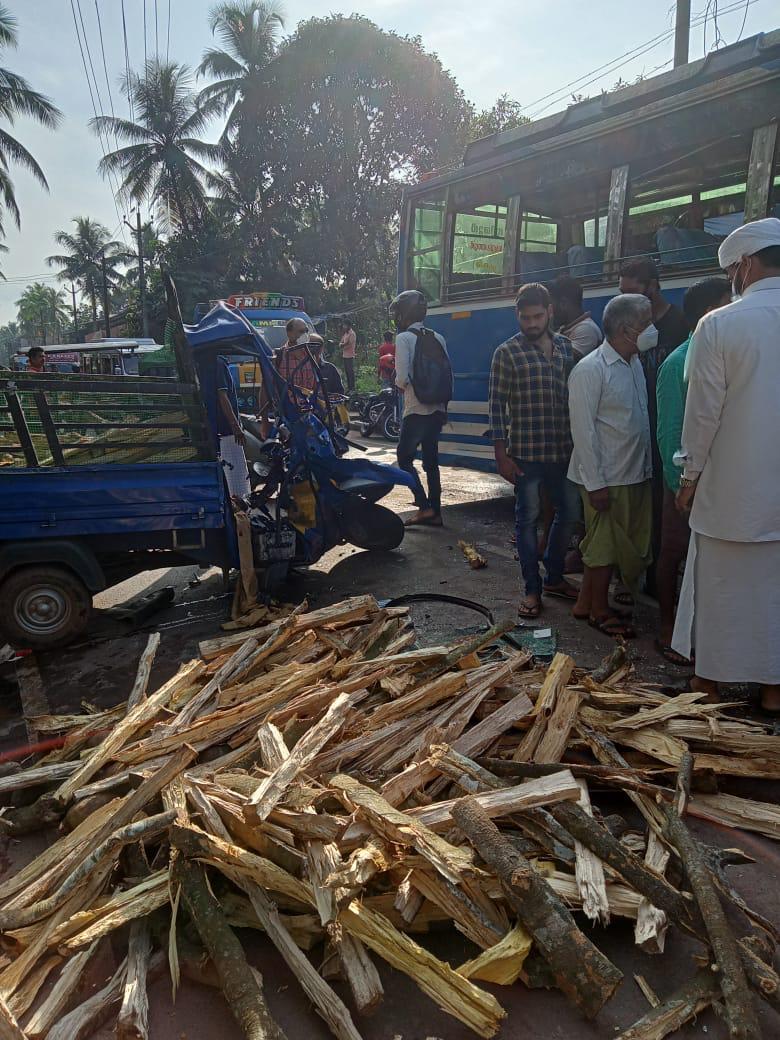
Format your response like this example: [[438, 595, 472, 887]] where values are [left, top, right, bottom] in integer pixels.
[[0, 373, 211, 468]]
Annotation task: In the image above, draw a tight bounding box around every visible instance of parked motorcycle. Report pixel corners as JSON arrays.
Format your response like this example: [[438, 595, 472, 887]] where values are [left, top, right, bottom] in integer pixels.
[[352, 386, 401, 442]]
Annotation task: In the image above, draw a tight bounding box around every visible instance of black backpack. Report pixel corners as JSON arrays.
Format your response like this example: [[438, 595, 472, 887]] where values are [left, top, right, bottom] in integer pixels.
[[411, 327, 453, 405]]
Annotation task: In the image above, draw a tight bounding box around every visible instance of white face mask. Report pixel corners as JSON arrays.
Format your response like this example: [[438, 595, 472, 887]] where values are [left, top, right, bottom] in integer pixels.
[[295, 332, 310, 346], [635, 323, 659, 353]]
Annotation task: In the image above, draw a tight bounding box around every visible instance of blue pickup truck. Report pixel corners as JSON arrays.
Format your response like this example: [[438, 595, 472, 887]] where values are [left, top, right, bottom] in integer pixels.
[[0, 365, 238, 649]]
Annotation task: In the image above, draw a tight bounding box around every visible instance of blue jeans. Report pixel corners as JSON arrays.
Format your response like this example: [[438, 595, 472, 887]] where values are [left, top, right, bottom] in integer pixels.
[[514, 460, 580, 598]]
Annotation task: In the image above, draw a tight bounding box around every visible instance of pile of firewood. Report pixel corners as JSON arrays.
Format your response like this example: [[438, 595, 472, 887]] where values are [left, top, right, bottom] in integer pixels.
[[0, 594, 777, 1040]]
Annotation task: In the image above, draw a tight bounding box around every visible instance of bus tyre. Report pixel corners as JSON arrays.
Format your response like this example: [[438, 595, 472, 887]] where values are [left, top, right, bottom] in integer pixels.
[[0, 565, 91, 650]]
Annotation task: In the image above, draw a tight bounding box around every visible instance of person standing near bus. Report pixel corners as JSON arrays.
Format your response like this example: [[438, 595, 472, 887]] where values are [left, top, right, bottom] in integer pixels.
[[654, 277, 731, 666], [26, 347, 45, 373], [392, 289, 451, 528], [339, 320, 357, 391], [550, 277, 602, 358], [672, 218, 780, 712], [618, 258, 689, 599], [216, 355, 251, 502], [568, 294, 654, 638], [489, 283, 580, 618]]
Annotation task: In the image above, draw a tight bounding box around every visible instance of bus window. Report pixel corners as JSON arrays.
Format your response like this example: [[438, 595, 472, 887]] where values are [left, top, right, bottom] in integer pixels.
[[624, 134, 752, 270], [449, 203, 507, 295], [408, 197, 445, 302], [513, 211, 561, 284]]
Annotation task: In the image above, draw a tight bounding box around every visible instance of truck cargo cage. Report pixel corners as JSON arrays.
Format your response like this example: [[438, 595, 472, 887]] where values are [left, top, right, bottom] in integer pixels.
[[0, 371, 213, 469]]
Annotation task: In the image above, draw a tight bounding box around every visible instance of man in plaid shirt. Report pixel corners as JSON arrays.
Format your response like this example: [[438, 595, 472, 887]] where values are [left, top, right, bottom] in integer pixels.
[[489, 283, 580, 617]]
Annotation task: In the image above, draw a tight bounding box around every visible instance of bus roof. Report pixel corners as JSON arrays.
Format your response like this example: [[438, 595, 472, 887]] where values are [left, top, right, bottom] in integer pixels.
[[42, 341, 163, 354], [406, 29, 780, 198]]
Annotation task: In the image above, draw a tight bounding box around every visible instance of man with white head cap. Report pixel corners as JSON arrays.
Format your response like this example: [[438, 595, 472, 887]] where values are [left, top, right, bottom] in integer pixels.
[[672, 217, 780, 712]]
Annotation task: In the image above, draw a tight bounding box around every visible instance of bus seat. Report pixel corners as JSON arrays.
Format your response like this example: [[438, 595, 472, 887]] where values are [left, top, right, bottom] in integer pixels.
[[567, 245, 604, 279], [656, 226, 721, 268], [517, 251, 564, 282]]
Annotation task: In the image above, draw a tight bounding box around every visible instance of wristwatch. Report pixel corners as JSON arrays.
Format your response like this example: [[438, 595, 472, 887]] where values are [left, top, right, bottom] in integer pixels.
[[678, 476, 699, 488]]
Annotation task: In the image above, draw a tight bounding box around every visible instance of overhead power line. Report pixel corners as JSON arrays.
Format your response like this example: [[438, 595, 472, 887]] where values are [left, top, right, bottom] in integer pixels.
[[120, 0, 135, 122], [143, 0, 148, 67], [166, 0, 171, 62]]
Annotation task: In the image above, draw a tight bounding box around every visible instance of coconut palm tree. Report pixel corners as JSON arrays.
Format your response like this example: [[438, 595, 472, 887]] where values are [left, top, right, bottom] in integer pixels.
[[46, 217, 126, 326], [16, 283, 70, 345], [91, 61, 220, 236], [0, 5, 61, 237], [197, 0, 284, 143]]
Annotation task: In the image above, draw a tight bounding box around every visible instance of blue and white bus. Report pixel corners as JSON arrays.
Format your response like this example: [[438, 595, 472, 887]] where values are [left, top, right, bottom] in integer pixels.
[[397, 29, 780, 469]]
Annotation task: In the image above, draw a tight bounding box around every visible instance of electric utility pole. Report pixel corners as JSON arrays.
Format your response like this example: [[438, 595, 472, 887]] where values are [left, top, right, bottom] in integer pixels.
[[71, 283, 79, 342], [125, 209, 149, 338], [101, 253, 111, 338], [674, 0, 691, 68]]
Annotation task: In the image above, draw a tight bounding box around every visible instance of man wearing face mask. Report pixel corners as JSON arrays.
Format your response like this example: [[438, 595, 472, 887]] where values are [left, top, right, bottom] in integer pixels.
[[567, 294, 654, 638], [672, 217, 780, 713], [619, 258, 690, 598]]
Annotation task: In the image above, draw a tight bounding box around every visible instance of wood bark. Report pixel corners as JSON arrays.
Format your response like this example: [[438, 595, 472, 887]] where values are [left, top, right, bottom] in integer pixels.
[[174, 856, 288, 1040], [452, 797, 622, 1019], [616, 970, 718, 1040]]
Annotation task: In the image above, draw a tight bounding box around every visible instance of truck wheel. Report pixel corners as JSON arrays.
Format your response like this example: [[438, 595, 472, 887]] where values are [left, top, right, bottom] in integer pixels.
[[0, 566, 91, 650]]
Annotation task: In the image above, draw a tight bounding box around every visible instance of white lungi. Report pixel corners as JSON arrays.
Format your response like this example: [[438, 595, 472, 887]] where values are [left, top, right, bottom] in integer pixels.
[[672, 534, 780, 684], [218, 434, 251, 501]]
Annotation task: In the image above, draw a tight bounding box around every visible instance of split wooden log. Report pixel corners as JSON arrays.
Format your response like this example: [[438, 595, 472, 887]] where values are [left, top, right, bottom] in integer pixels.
[[406, 770, 581, 831], [127, 633, 161, 709], [338, 900, 506, 1039], [548, 802, 694, 931], [51, 660, 203, 805], [174, 856, 288, 1040], [451, 797, 622, 1019], [513, 653, 575, 762], [115, 917, 152, 1040], [409, 869, 504, 950], [330, 774, 473, 885], [0, 811, 175, 931], [223, 872, 364, 1040], [572, 781, 610, 927], [616, 970, 719, 1040], [175, 637, 260, 728], [45, 953, 164, 1040], [458, 541, 487, 569], [661, 755, 761, 1040], [247, 693, 353, 821], [23, 940, 100, 1040], [457, 925, 532, 986], [0, 995, 27, 1040]]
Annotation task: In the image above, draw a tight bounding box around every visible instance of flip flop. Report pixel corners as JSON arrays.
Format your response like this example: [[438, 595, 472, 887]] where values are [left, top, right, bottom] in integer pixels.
[[543, 583, 579, 602], [517, 602, 542, 619], [613, 590, 635, 607], [654, 639, 693, 668], [588, 614, 636, 639], [574, 607, 631, 622]]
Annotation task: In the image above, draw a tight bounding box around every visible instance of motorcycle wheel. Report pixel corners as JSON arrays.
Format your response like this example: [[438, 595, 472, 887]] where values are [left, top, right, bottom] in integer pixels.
[[381, 409, 401, 442], [337, 498, 404, 551]]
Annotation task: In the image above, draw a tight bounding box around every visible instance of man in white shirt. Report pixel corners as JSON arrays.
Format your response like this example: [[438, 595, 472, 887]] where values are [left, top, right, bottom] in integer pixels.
[[550, 276, 602, 358], [568, 294, 654, 637], [391, 289, 451, 527], [672, 217, 780, 712]]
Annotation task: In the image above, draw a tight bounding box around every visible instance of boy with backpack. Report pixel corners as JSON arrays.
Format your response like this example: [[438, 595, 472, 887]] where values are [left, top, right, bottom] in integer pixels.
[[390, 290, 453, 527]]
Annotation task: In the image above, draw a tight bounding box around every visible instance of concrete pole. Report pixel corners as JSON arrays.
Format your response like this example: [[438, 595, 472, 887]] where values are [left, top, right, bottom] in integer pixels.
[[674, 0, 691, 68]]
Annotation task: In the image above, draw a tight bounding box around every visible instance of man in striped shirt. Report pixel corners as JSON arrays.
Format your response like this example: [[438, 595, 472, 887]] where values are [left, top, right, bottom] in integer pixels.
[[488, 283, 580, 618]]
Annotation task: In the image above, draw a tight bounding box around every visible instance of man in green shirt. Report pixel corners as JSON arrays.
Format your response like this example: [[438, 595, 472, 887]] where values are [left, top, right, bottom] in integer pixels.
[[655, 277, 731, 664]]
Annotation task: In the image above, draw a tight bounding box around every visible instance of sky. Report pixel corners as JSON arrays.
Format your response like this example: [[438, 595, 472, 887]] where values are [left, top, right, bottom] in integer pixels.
[[0, 0, 771, 324]]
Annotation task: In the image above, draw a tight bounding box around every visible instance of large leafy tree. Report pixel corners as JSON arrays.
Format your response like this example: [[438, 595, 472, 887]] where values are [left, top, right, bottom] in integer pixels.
[[198, 0, 284, 143], [469, 94, 528, 141], [0, 5, 61, 241], [16, 283, 70, 345], [258, 16, 472, 303], [90, 61, 220, 236], [46, 217, 126, 325], [0, 319, 20, 363]]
